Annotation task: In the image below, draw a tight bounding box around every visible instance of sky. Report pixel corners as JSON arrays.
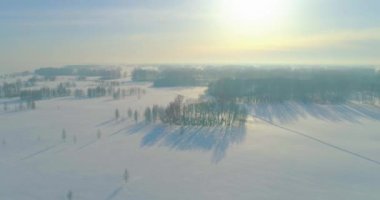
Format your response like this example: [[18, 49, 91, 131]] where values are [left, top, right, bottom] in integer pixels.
[[0, 0, 379, 72]]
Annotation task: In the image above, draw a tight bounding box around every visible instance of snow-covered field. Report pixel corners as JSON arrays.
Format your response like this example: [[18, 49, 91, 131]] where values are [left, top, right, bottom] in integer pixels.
[[1, 82, 380, 200]]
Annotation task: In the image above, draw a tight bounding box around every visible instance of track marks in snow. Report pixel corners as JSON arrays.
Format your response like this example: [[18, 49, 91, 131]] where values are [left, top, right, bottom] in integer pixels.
[[21, 143, 61, 160], [77, 139, 98, 150], [105, 186, 124, 200], [250, 116, 380, 166]]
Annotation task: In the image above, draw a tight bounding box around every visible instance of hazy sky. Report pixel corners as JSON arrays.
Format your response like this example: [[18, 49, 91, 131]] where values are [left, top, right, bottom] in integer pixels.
[[1, 0, 379, 72]]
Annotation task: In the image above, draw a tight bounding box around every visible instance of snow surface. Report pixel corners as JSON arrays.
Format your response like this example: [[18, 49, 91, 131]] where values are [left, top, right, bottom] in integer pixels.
[[1, 83, 380, 200]]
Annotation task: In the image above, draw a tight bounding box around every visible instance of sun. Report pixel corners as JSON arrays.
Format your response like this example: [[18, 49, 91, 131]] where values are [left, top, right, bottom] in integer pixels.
[[220, 0, 284, 28]]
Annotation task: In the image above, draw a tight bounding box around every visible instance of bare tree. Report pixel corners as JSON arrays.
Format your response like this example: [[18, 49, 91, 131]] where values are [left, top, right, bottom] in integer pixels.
[[152, 105, 159, 122], [62, 129, 66, 142], [97, 129, 102, 139], [66, 190, 73, 200], [19, 101, 24, 111], [134, 110, 139, 123], [31, 101, 36, 109], [123, 169, 129, 184], [144, 107, 152, 123], [3, 102, 7, 111], [115, 109, 120, 120], [127, 108, 133, 118]]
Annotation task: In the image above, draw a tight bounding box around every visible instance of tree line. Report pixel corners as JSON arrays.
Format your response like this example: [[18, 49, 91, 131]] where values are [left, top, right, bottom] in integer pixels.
[[0, 81, 22, 98], [131, 67, 380, 95], [2, 100, 36, 112], [141, 96, 248, 127], [84, 87, 146, 99], [35, 66, 124, 80], [207, 69, 380, 103], [131, 68, 204, 87], [20, 83, 71, 100]]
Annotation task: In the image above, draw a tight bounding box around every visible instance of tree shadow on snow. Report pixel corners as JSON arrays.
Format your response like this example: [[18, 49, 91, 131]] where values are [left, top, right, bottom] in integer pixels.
[[250, 102, 380, 124], [138, 124, 247, 163]]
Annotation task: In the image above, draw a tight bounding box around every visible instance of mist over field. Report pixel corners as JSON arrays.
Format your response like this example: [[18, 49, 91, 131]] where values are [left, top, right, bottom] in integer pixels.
[[1, 0, 380, 199], [1, 65, 380, 199]]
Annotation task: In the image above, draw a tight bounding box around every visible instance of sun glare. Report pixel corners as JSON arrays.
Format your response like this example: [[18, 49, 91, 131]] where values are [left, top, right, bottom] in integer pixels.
[[220, 0, 285, 29]]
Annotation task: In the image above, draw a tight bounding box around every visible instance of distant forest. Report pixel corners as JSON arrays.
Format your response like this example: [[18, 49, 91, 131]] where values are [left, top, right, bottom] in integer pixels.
[[207, 68, 380, 103], [2, 66, 379, 105], [35, 65, 124, 79], [132, 67, 380, 103]]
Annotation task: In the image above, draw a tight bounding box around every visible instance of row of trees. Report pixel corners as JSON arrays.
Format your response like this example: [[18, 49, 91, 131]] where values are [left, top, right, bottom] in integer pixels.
[[0, 78, 77, 99], [2, 100, 36, 112], [112, 87, 146, 100], [115, 108, 140, 123], [61, 128, 103, 144], [86, 87, 107, 98], [20, 84, 71, 100], [0, 80, 24, 98], [84, 87, 146, 99], [141, 96, 248, 127], [18, 85, 146, 100]]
